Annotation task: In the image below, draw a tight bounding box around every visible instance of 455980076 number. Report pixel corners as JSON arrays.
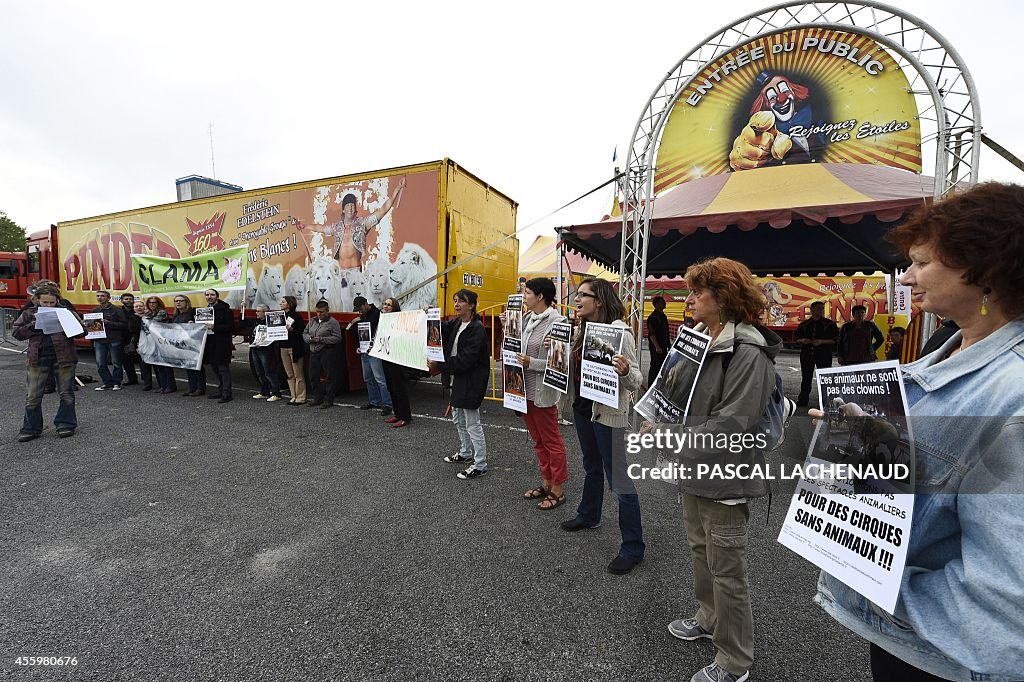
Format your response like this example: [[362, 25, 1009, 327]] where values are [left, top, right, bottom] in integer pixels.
[[15, 656, 78, 666]]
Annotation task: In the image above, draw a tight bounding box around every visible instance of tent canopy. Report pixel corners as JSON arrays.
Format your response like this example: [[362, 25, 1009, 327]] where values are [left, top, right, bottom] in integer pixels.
[[519, 235, 614, 280], [560, 164, 933, 277]]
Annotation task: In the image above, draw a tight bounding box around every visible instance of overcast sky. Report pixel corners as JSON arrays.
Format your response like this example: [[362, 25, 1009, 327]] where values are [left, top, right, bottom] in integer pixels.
[[3, 0, 1021, 252]]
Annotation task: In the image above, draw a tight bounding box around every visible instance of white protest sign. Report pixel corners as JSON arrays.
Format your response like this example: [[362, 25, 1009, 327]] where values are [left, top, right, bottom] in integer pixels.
[[580, 322, 624, 409], [503, 294, 524, 354], [542, 321, 572, 394], [357, 322, 372, 353], [369, 310, 428, 371], [777, 361, 914, 613], [265, 311, 288, 342], [502, 350, 527, 413], [83, 312, 106, 340], [426, 308, 444, 362]]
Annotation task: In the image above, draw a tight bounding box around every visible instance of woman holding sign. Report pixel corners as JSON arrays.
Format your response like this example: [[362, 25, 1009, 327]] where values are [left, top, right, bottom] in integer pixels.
[[560, 278, 645, 575], [143, 296, 176, 394], [812, 183, 1024, 682], [171, 295, 207, 397], [429, 289, 491, 480], [664, 257, 781, 682], [278, 295, 307, 406], [380, 297, 413, 428], [506, 278, 570, 510]]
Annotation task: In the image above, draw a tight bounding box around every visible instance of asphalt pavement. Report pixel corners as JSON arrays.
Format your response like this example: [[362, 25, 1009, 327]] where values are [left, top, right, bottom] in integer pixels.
[[0, 342, 866, 682]]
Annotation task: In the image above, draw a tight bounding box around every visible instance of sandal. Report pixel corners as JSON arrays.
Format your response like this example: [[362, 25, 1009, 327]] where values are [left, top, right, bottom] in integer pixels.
[[523, 486, 549, 500], [537, 492, 566, 511]]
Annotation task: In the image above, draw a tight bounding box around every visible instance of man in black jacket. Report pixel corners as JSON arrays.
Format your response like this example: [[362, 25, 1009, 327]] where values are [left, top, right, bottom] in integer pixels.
[[202, 289, 235, 403], [91, 290, 128, 391], [837, 304, 885, 365], [795, 301, 838, 406], [120, 293, 139, 385], [646, 295, 670, 387]]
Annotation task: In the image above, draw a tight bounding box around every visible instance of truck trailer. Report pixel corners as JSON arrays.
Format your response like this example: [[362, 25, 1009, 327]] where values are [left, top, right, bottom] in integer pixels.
[[44, 159, 518, 317]]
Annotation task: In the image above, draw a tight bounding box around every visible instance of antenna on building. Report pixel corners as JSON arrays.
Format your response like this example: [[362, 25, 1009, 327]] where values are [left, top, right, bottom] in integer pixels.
[[208, 123, 217, 180]]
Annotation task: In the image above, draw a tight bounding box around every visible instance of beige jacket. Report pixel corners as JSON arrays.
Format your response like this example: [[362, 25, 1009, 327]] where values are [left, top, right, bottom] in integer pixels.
[[521, 306, 568, 409]]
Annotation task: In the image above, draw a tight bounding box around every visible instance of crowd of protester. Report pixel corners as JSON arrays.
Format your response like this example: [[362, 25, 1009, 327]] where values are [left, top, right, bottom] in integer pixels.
[[10, 182, 1024, 682]]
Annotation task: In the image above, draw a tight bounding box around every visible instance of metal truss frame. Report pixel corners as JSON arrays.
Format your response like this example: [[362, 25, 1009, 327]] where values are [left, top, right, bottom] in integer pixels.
[[618, 0, 982, 346]]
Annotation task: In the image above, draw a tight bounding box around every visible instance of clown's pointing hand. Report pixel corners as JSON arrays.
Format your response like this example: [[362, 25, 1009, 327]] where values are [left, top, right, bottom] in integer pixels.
[[729, 110, 793, 171]]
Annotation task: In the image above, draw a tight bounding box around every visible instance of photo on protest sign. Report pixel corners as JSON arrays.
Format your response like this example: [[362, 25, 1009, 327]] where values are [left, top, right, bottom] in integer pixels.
[[502, 350, 527, 413], [194, 307, 214, 324], [778, 425, 914, 614], [635, 325, 712, 423], [815, 360, 913, 494], [503, 294, 523, 353], [251, 324, 271, 348], [357, 322, 372, 353], [138, 319, 208, 370], [83, 313, 106, 340], [426, 307, 444, 362], [580, 322, 624, 408], [369, 309, 427, 371], [542, 321, 572, 394], [265, 310, 288, 342]]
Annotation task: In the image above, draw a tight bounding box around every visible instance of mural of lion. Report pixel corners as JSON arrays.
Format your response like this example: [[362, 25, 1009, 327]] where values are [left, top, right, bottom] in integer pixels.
[[389, 242, 437, 310], [252, 263, 285, 309]]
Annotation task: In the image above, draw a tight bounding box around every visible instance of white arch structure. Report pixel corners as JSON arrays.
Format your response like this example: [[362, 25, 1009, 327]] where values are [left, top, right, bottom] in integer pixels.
[[618, 0, 982, 342]]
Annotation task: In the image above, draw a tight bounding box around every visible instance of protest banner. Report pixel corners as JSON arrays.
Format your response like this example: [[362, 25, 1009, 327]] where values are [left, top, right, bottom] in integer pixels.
[[426, 308, 444, 362], [635, 325, 712, 423], [138, 319, 208, 370], [369, 309, 427, 371], [132, 244, 249, 297], [357, 322, 372, 353], [580, 322, 624, 408], [502, 350, 527, 413], [83, 313, 106, 340], [542, 321, 572, 393], [265, 311, 288, 342], [777, 360, 914, 613], [503, 294, 523, 353]]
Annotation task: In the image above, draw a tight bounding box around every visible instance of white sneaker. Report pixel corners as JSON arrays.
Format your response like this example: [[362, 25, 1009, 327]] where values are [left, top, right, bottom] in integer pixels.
[[111, 385, 121, 391], [252, 394, 267, 399], [266, 395, 282, 402]]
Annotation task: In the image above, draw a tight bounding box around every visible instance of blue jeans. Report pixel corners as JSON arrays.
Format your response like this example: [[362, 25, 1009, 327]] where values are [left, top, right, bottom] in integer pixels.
[[452, 407, 487, 471], [94, 341, 124, 387], [360, 353, 391, 407], [572, 408, 645, 561], [251, 347, 281, 396], [23, 362, 77, 435]]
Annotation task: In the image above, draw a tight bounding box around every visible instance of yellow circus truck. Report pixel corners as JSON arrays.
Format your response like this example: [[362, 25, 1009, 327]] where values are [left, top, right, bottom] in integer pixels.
[[53, 159, 518, 318]]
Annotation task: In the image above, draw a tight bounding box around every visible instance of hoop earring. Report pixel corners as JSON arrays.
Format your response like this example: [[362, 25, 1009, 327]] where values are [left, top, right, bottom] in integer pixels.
[[981, 287, 991, 316]]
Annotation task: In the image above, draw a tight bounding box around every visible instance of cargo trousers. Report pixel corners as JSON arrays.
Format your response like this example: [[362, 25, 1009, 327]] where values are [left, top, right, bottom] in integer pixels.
[[682, 494, 754, 676]]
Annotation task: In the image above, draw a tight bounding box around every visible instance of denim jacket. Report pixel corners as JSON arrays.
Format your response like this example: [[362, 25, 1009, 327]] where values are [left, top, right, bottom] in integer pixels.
[[816, 318, 1024, 681]]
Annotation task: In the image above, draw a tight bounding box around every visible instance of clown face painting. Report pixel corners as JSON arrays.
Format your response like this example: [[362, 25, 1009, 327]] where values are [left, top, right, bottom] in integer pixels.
[[729, 71, 824, 171]]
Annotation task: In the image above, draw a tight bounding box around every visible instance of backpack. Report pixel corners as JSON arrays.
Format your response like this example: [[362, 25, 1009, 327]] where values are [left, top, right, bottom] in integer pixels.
[[721, 336, 796, 452]]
